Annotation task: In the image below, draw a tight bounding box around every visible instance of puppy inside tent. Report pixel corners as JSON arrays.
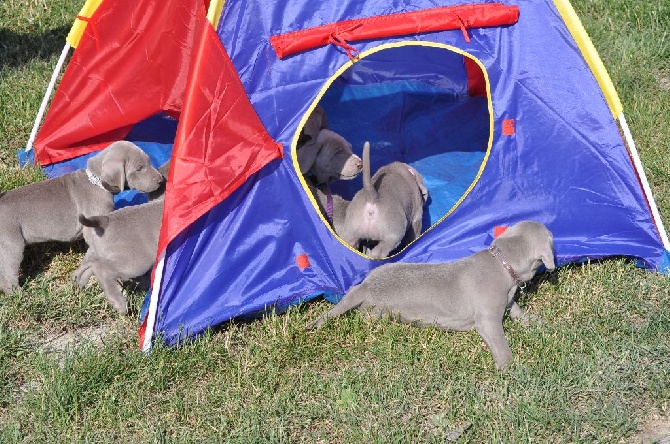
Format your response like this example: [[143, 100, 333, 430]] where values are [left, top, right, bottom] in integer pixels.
[[23, 0, 670, 348]]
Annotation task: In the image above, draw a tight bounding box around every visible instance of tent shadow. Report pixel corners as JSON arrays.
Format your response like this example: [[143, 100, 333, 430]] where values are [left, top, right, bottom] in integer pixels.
[[0, 27, 70, 70]]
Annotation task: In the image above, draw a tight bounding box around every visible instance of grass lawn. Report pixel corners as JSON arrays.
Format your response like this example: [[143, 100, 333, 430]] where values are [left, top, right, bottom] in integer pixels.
[[1, 0, 669, 442]]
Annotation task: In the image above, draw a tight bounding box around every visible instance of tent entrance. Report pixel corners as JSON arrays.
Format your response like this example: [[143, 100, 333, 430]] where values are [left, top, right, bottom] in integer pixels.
[[302, 42, 492, 244]]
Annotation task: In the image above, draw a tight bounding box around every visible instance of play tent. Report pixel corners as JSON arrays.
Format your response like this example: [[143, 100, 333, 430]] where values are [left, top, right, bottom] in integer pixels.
[[24, 0, 670, 349]]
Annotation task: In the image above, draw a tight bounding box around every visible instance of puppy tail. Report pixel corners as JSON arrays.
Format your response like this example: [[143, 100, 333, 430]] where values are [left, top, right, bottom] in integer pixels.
[[79, 214, 110, 231], [362, 141, 374, 196]]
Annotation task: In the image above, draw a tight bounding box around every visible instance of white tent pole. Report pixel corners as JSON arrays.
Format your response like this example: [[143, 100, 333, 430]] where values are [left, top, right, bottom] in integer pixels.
[[141, 252, 165, 352], [24, 42, 71, 154], [618, 112, 670, 250]]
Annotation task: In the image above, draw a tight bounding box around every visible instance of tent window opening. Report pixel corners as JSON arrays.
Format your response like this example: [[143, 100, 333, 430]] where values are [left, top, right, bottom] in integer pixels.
[[297, 43, 492, 256]]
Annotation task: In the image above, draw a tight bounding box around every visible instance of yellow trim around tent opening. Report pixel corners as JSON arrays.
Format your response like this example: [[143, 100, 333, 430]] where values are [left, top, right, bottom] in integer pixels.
[[66, 0, 103, 48], [292, 41, 494, 260], [552, 0, 623, 117]]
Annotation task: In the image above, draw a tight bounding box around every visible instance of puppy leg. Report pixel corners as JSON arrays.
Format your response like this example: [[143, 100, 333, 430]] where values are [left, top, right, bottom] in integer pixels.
[[475, 319, 512, 371], [307, 285, 366, 329], [73, 251, 96, 288], [367, 238, 399, 259], [92, 261, 128, 314], [0, 237, 25, 293]]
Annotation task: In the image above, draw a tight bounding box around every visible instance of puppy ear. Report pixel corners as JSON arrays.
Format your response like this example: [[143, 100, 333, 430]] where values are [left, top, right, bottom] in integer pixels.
[[410, 168, 429, 202], [297, 105, 328, 174], [302, 105, 327, 142], [101, 156, 126, 193], [538, 238, 556, 271], [297, 142, 320, 173], [88, 145, 126, 193]]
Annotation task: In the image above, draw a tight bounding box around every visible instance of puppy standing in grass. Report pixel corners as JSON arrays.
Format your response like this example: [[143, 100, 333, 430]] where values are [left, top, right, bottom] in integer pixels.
[[309, 221, 555, 371], [340, 141, 428, 258], [0, 141, 164, 294], [73, 161, 170, 314]]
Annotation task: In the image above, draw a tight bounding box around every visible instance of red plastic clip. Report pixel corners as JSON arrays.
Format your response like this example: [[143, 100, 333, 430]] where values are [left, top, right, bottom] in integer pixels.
[[502, 119, 515, 136], [296, 254, 311, 270]]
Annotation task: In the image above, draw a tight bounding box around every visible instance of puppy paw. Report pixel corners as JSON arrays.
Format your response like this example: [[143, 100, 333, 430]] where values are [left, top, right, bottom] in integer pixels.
[[522, 313, 543, 326], [109, 297, 128, 315], [508, 302, 542, 326], [72, 268, 92, 288]]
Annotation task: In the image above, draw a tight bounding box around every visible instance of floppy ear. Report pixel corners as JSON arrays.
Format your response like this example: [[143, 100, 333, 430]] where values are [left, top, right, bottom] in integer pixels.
[[100, 155, 126, 193], [304, 105, 327, 139], [538, 237, 556, 271], [297, 105, 328, 174], [88, 146, 126, 193], [297, 142, 320, 174]]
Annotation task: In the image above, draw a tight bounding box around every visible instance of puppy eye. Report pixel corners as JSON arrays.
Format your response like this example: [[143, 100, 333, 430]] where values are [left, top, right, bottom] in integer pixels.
[[136, 165, 145, 172]]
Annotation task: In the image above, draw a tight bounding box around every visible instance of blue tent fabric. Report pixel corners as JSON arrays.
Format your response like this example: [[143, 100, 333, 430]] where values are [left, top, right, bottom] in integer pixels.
[[140, 0, 669, 346]]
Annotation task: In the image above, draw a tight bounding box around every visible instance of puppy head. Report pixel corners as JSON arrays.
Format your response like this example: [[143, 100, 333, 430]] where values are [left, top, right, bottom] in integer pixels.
[[495, 221, 555, 280], [309, 129, 362, 184], [87, 141, 163, 194]]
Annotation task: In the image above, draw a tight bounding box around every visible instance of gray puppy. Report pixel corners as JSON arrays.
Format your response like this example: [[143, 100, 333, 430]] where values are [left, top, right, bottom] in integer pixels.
[[297, 105, 362, 185], [73, 161, 170, 314], [0, 141, 164, 294], [297, 105, 362, 231], [340, 142, 428, 258], [308, 221, 555, 371]]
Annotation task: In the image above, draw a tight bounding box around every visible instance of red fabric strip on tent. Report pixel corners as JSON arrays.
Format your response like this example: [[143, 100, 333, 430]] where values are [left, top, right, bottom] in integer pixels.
[[270, 3, 519, 59]]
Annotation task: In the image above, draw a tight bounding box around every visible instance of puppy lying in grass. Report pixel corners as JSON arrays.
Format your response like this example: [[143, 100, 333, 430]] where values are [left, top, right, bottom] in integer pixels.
[[309, 221, 555, 371]]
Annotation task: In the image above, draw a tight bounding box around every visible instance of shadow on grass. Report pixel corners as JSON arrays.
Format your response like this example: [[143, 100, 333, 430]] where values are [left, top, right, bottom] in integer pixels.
[[0, 27, 70, 70], [19, 239, 87, 286]]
